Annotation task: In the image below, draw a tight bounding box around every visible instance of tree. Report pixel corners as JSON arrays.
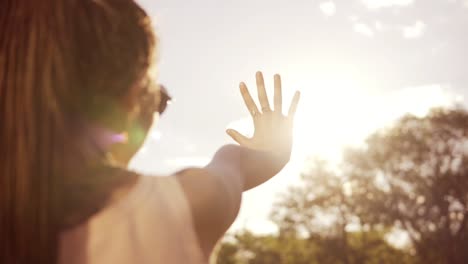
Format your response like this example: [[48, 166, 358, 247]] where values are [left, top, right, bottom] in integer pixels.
[[344, 108, 468, 263], [269, 159, 414, 264], [270, 158, 356, 263], [215, 230, 318, 264], [215, 229, 412, 264], [272, 107, 468, 263]]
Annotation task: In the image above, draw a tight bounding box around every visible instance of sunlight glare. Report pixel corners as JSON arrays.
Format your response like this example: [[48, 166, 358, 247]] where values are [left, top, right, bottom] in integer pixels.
[[228, 73, 462, 171], [292, 77, 461, 166]]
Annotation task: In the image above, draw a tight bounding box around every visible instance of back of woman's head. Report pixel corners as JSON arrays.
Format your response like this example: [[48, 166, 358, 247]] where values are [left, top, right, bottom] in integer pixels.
[[0, 0, 155, 262]]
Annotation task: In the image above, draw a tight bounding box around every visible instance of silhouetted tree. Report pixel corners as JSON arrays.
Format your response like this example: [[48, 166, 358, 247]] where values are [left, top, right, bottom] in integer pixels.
[[270, 158, 355, 263], [343, 108, 468, 263], [269, 158, 413, 264]]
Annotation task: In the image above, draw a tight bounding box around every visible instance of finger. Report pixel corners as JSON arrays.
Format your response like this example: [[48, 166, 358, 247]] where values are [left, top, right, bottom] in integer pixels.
[[256, 71, 270, 112], [274, 74, 282, 113], [240, 82, 260, 117], [226, 129, 250, 146], [287, 91, 301, 118]]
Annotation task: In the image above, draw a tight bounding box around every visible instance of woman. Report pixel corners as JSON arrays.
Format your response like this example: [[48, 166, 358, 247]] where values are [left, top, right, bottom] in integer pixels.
[[0, 0, 300, 263]]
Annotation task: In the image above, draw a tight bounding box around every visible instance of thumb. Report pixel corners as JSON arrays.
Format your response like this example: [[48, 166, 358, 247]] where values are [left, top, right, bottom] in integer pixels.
[[226, 129, 250, 146]]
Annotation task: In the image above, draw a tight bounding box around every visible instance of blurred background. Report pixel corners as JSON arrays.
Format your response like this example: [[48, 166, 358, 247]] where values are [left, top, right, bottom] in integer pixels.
[[131, 0, 468, 263]]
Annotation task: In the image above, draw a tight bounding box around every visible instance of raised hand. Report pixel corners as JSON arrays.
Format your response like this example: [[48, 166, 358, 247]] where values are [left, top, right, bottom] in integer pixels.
[[227, 71, 300, 164]]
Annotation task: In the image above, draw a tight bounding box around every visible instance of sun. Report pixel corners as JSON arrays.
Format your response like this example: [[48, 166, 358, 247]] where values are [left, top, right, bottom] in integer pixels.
[[291, 76, 375, 163], [291, 76, 461, 166]]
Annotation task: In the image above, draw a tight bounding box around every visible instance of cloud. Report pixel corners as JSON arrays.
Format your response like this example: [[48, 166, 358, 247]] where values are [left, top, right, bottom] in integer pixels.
[[375, 21, 384, 31], [183, 143, 198, 153], [403, 20, 426, 39], [348, 15, 359, 22], [353, 23, 374, 37], [361, 0, 414, 9], [319, 1, 336, 16], [164, 156, 211, 168]]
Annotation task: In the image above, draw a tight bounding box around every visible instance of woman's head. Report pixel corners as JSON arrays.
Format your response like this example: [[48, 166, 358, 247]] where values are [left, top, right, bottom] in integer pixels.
[[0, 0, 157, 262], [61, 0, 157, 130]]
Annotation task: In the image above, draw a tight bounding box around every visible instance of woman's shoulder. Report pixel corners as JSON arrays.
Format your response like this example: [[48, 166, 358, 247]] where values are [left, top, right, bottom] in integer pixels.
[[59, 173, 206, 264]]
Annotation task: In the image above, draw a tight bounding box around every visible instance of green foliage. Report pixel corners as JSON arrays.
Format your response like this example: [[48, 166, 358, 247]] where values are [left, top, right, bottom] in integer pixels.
[[216, 230, 320, 264], [216, 230, 413, 264]]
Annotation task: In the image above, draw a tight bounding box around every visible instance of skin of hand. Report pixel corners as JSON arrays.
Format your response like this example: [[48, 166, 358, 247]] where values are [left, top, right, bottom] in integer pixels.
[[226, 71, 300, 177]]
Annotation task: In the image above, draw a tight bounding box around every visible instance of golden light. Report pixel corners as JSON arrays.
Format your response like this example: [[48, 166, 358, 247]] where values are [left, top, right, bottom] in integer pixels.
[[228, 71, 462, 168], [224, 71, 462, 235], [291, 75, 461, 165]]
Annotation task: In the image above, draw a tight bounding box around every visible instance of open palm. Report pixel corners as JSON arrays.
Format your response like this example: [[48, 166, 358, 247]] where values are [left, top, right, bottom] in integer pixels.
[[227, 72, 300, 163]]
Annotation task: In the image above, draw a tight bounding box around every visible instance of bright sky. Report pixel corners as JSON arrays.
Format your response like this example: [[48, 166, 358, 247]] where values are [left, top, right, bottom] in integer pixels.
[[131, 0, 468, 234]]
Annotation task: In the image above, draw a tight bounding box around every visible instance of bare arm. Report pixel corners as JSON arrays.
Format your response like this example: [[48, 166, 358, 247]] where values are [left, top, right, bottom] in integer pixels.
[[176, 72, 300, 258], [176, 144, 285, 258], [176, 145, 244, 258]]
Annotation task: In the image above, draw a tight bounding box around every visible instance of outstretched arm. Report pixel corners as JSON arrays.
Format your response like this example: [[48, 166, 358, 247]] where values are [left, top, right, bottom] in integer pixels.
[[176, 72, 300, 258]]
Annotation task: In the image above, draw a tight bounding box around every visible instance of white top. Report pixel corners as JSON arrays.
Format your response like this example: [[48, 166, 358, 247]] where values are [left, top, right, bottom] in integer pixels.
[[59, 175, 206, 264]]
